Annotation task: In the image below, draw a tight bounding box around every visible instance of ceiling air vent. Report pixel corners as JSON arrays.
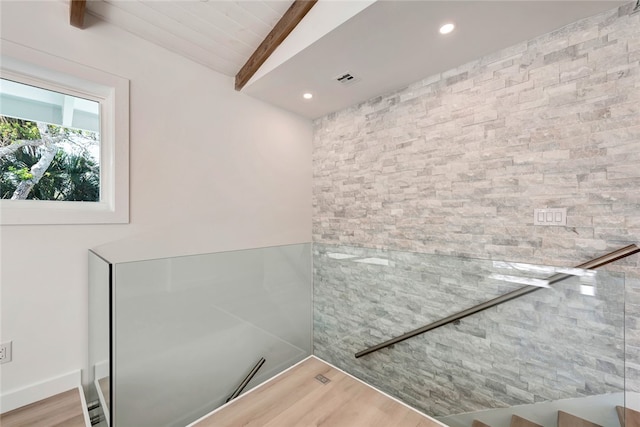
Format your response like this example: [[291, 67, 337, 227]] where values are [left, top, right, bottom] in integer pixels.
[[335, 72, 361, 86]]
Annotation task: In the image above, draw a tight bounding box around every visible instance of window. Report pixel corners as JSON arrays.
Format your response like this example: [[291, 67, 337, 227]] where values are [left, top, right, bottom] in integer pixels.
[[0, 40, 129, 224], [1, 79, 101, 202]]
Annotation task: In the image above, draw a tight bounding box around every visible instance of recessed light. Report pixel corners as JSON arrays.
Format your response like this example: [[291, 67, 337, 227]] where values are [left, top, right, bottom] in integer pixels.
[[439, 23, 455, 35], [303, 92, 313, 100]]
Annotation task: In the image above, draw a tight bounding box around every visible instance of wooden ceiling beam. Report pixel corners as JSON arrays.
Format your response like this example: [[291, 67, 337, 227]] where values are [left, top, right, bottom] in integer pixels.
[[235, 0, 317, 91], [70, 0, 87, 29]]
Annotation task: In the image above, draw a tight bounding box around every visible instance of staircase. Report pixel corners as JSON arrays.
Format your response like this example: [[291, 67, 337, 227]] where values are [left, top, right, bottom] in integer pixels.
[[471, 406, 640, 427]]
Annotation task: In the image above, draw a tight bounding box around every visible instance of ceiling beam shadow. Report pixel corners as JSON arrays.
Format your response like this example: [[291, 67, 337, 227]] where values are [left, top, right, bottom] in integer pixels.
[[70, 0, 86, 29], [235, 0, 317, 91]]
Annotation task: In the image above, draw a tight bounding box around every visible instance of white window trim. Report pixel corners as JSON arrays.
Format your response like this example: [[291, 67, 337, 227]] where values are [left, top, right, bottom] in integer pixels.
[[0, 40, 129, 225]]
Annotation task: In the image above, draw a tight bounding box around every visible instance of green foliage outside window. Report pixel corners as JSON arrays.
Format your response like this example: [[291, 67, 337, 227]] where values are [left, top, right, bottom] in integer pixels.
[[0, 116, 100, 201]]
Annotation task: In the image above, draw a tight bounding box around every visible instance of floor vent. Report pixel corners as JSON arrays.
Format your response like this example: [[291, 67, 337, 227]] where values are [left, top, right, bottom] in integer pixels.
[[315, 374, 331, 384]]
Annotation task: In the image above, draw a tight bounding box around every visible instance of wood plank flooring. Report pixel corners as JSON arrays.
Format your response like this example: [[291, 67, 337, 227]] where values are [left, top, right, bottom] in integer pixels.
[[98, 377, 110, 409], [616, 406, 640, 427], [511, 414, 543, 427], [0, 387, 86, 427], [558, 411, 603, 427], [193, 357, 442, 427]]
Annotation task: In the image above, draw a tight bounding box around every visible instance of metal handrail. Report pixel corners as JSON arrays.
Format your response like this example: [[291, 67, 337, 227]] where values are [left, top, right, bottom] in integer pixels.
[[355, 244, 640, 358], [225, 357, 266, 402]]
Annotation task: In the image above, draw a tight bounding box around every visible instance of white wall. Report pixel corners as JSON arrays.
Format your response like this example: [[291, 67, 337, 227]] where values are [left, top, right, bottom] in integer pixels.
[[0, 0, 311, 400]]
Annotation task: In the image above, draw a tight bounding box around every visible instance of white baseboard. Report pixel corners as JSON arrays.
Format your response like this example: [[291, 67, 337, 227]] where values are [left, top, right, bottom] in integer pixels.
[[94, 360, 109, 381], [0, 370, 82, 414]]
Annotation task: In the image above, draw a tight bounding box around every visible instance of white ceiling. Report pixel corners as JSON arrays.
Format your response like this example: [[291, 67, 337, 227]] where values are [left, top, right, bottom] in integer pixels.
[[244, 0, 628, 119], [84, 0, 629, 119], [85, 0, 294, 76]]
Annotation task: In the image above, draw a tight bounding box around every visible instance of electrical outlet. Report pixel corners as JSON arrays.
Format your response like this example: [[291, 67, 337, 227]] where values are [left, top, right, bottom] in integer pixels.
[[0, 341, 12, 364]]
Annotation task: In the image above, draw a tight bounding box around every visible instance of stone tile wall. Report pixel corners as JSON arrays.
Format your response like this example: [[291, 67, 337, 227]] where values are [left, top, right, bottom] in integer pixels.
[[312, 3, 640, 417], [313, 243, 625, 416], [312, 4, 640, 266]]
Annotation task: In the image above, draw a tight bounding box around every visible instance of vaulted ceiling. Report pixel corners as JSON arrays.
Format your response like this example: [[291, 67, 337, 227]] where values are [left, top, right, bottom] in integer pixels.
[[75, 0, 629, 119], [84, 0, 296, 76]]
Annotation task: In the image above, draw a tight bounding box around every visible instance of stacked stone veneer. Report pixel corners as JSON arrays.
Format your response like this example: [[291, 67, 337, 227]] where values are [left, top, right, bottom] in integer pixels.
[[312, 3, 640, 417], [313, 243, 625, 415]]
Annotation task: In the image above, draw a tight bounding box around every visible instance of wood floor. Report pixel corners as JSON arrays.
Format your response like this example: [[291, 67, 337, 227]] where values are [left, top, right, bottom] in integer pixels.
[[0, 387, 87, 427], [98, 377, 110, 409], [558, 411, 602, 427], [192, 357, 443, 427], [617, 406, 640, 427]]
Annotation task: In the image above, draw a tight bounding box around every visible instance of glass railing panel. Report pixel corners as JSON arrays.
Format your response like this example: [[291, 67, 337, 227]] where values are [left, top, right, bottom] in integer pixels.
[[88, 251, 112, 424], [313, 243, 627, 426], [90, 243, 312, 427], [625, 271, 640, 423]]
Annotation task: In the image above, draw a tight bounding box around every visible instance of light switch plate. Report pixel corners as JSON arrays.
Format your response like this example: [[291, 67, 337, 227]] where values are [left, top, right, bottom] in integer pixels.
[[534, 208, 567, 226]]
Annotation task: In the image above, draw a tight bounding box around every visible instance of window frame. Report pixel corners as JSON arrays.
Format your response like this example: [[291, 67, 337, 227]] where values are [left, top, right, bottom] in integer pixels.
[[0, 40, 129, 225]]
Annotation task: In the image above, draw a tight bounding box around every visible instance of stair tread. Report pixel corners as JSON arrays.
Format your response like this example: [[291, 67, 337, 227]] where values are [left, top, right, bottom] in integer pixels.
[[558, 411, 602, 427], [616, 406, 640, 427], [511, 414, 543, 427], [472, 420, 492, 427]]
